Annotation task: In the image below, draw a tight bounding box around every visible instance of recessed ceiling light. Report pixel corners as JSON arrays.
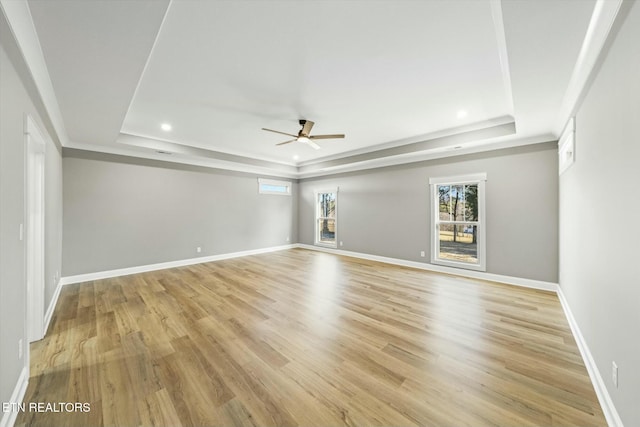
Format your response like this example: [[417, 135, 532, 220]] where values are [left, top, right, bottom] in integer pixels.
[[161, 123, 172, 131], [456, 110, 468, 119], [293, 155, 299, 161]]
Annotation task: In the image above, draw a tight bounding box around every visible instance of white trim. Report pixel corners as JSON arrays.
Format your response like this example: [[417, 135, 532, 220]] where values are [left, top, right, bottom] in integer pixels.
[[25, 114, 46, 343], [430, 256, 485, 272], [297, 134, 553, 179], [298, 116, 515, 167], [430, 177, 486, 272], [554, 0, 625, 136], [86, 122, 537, 181], [313, 189, 338, 248], [119, 132, 298, 168], [0, 0, 556, 181], [43, 277, 63, 335], [52, 243, 621, 427], [429, 173, 487, 185], [0, 367, 29, 427], [557, 287, 624, 427], [66, 140, 300, 179], [0, 0, 68, 145], [296, 244, 557, 292], [60, 244, 296, 285], [313, 187, 339, 194]]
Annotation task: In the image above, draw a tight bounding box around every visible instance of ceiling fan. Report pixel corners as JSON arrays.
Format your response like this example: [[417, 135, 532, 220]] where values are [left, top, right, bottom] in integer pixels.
[[262, 119, 345, 150]]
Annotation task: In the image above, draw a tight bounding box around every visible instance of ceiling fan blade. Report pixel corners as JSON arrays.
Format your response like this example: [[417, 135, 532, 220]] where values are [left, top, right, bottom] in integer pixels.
[[276, 139, 297, 146], [305, 140, 321, 150], [309, 134, 345, 140], [300, 120, 314, 136], [262, 128, 298, 138]]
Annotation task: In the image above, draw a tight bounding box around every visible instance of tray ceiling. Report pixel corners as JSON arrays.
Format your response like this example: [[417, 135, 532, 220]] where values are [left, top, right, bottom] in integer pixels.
[[11, 0, 607, 177]]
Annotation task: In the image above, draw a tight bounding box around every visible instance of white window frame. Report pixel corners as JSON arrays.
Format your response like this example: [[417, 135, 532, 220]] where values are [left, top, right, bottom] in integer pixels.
[[258, 178, 291, 195], [429, 173, 486, 271], [314, 187, 338, 248]]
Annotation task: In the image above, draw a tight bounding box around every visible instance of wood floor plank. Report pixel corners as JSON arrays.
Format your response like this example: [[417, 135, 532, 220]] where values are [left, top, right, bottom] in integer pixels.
[[18, 249, 606, 426]]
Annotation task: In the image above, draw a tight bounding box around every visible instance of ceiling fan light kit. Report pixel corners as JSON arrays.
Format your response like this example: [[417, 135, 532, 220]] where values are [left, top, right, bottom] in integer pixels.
[[262, 119, 345, 150]]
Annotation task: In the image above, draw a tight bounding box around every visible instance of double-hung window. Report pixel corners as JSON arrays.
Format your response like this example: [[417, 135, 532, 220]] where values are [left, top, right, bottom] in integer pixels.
[[430, 174, 486, 271], [314, 189, 338, 247]]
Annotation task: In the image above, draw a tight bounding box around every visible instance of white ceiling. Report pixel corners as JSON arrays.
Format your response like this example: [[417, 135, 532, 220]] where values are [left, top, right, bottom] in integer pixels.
[[122, 0, 511, 164], [19, 0, 607, 177]]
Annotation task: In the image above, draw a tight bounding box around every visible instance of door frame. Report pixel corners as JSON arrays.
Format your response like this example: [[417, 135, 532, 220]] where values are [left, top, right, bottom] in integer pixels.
[[25, 114, 46, 343]]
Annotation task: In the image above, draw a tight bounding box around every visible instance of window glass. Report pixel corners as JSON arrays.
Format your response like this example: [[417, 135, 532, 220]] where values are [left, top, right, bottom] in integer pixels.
[[430, 175, 485, 271], [315, 191, 337, 247]]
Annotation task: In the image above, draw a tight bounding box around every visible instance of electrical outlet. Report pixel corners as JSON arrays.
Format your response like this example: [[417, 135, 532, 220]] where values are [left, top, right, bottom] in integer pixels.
[[196, 247, 201, 253], [18, 339, 23, 359], [286, 236, 290, 242], [420, 251, 426, 257], [612, 361, 618, 388], [340, 241, 343, 247]]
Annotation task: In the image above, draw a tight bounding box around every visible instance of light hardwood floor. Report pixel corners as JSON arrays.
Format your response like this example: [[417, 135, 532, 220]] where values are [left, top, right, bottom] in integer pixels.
[[17, 249, 605, 426]]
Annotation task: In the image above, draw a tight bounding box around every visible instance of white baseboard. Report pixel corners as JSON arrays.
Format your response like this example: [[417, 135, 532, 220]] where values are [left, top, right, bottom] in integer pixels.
[[43, 277, 62, 335], [0, 367, 28, 427], [50, 244, 622, 425], [60, 244, 296, 285], [296, 244, 558, 292], [298, 244, 624, 425], [557, 287, 624, 427]]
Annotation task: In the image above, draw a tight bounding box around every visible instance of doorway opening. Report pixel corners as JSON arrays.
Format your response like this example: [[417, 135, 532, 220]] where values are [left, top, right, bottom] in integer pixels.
[[25, 115, 46, 343]]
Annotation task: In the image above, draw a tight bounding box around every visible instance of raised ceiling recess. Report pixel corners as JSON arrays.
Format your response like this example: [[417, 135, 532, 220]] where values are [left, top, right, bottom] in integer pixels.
[[9, 0, 612, 178]]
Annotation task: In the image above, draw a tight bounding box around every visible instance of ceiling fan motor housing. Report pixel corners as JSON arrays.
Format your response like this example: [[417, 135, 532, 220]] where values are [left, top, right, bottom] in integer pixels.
[[299, 119, 309, 136]]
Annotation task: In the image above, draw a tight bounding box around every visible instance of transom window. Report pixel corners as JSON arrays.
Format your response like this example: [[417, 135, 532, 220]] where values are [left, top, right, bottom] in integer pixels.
[[258, 178, 291, 195], [315, 189, 337, 247], [430, 174, 486, 271]]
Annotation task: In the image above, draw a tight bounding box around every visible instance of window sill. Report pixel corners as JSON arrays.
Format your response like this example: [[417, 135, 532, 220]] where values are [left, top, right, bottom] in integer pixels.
[[314, 242, 337, 249], [431, 258, 486, 272]]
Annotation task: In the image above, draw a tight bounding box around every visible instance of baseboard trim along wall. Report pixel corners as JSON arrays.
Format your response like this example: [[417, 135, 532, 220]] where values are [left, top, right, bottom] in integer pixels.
[[60, 244, 297, 285], [296, 244, 558, 292], [300, 243, 623, 425], [43, 278, 63, 336], [54, 243, 621, 426], [557, 286, 624, 427], [0, 367, 28, 427]]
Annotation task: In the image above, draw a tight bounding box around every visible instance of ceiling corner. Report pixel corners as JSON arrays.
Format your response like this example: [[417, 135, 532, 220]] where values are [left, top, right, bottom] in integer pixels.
[[553, 0, 625, 136], [0, 0, 69, 145]]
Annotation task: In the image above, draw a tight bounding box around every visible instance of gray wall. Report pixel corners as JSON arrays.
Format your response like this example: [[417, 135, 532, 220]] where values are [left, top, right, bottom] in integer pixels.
[[0, 15, 63, 411], [62, 151, 297, 276], [559, 2, 640, 425], [299, 143, 559, 283]]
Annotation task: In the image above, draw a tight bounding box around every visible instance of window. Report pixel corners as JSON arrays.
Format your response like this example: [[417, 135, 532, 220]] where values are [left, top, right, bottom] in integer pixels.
[[430, 174, 486, 271], [315, 189, 338, 247], [258, 178, 291, 195]]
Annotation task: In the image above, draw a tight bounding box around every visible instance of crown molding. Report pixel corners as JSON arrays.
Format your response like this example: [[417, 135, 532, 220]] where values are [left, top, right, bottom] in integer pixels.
[[1, 0, 566, 180], [0, 0, 69, 145], [63, 141, 299, 179], [118, 132, 297, 168], [554, 0, 625, 136]]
